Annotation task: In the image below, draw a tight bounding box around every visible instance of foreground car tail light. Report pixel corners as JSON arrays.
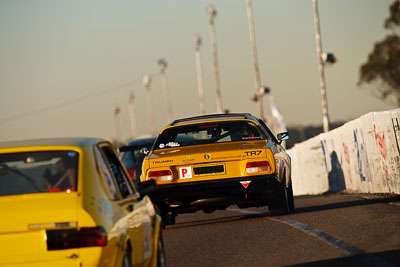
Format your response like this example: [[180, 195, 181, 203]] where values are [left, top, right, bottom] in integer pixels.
[[148, 170, 173, 181], [246, 161, 271, 173], [46, 226, 107, 250]]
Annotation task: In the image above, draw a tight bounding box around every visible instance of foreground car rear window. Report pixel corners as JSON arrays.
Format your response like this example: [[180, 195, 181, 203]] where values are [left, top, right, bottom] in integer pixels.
[[0, 151, 78, 196], [154, 121, 264, 150]]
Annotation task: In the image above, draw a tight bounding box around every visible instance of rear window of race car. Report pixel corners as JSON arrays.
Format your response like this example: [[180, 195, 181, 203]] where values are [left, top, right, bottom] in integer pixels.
[[0, 151, 78, 196], [154, 120, 265, 150]]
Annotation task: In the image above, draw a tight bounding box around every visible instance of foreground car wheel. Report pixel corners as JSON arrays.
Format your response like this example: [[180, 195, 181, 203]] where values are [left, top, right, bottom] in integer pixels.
[[157, 234, 166, 267], [268, 177, 289, 216], [122, 243, 132, 267]]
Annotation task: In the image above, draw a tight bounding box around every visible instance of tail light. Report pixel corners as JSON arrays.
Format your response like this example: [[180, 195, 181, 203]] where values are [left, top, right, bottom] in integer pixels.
[[127, 166, 136, 180], [147, 170, 173, 181], [46, 226, 107, 250], [246, 161, 271, 174]]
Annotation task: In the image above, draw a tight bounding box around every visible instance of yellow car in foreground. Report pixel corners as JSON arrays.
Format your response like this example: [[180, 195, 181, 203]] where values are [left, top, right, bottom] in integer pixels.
[[140, 113, 294, 224], [0, 138, 165, 267]]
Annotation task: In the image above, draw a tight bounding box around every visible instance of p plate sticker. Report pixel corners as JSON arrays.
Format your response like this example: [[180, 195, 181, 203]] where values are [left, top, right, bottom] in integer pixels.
[[179, 166, 192, 179]]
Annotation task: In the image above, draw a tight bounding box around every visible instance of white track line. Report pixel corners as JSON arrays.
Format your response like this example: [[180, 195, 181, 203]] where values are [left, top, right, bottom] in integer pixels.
[[227, 207, 395, 267]]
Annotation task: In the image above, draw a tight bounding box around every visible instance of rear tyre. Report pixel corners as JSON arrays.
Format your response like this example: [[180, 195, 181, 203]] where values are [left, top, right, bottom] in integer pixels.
[[157, 206, 176, 228], [268, 177, 289, 216], [163, 211, 176, 226], [287, 181, 295, 212]]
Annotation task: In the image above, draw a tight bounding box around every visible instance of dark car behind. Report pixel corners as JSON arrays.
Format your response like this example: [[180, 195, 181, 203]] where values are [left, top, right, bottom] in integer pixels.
[[119, 137, 156, 187]]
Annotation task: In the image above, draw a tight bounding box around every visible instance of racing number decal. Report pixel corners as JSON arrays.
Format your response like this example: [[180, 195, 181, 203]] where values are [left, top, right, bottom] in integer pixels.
[[245, 150, 262, 156], [179, 166, 192, 179]]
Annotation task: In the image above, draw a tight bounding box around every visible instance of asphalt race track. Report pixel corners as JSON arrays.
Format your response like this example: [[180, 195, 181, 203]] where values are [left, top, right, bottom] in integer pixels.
[[163, 193, 400, 267]]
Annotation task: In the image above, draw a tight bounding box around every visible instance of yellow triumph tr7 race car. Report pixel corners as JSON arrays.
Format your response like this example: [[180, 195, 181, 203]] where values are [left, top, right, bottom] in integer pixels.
[[0, 138, 165, 267], [140, 113, 294, 224]]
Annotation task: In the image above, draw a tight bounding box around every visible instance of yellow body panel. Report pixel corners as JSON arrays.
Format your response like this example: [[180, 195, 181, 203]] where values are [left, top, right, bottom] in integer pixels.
[[0, 138, 162, 267], [142, 140, 276, 184]]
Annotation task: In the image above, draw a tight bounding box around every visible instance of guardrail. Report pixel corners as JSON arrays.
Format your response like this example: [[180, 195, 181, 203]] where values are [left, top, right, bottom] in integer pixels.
[[288, 109, 400, 196]]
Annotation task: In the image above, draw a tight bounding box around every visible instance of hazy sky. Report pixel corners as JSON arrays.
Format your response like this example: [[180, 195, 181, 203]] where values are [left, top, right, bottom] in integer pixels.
[[0, 0, 396, 143]]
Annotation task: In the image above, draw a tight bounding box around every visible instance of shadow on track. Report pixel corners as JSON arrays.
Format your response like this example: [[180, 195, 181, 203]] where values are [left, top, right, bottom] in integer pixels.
[[293, 193, 400, 215], [166, 212, 267, 230], [287, 249, 400, 267], [165, 193, 399, 228]]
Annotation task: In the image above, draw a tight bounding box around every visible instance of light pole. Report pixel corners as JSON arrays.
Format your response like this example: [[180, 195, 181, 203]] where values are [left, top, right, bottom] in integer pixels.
[[143, 74, 156, 136], [113, 104, 122, 148], [158, 58, 174, 122], [246, 0, 266, 122], [312, 0, 330, 132], [194, 34, 206, 115], [128, 92, 137, 140], [206, 4, 223, 114]]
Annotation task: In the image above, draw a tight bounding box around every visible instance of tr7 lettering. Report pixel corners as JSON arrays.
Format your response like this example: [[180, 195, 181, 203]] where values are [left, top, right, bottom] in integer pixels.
[[245, 150, 262, 156]]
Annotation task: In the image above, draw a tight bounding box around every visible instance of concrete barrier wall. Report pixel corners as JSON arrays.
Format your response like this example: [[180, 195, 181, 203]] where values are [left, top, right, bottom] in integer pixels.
[[288, 109, 400, 196]]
